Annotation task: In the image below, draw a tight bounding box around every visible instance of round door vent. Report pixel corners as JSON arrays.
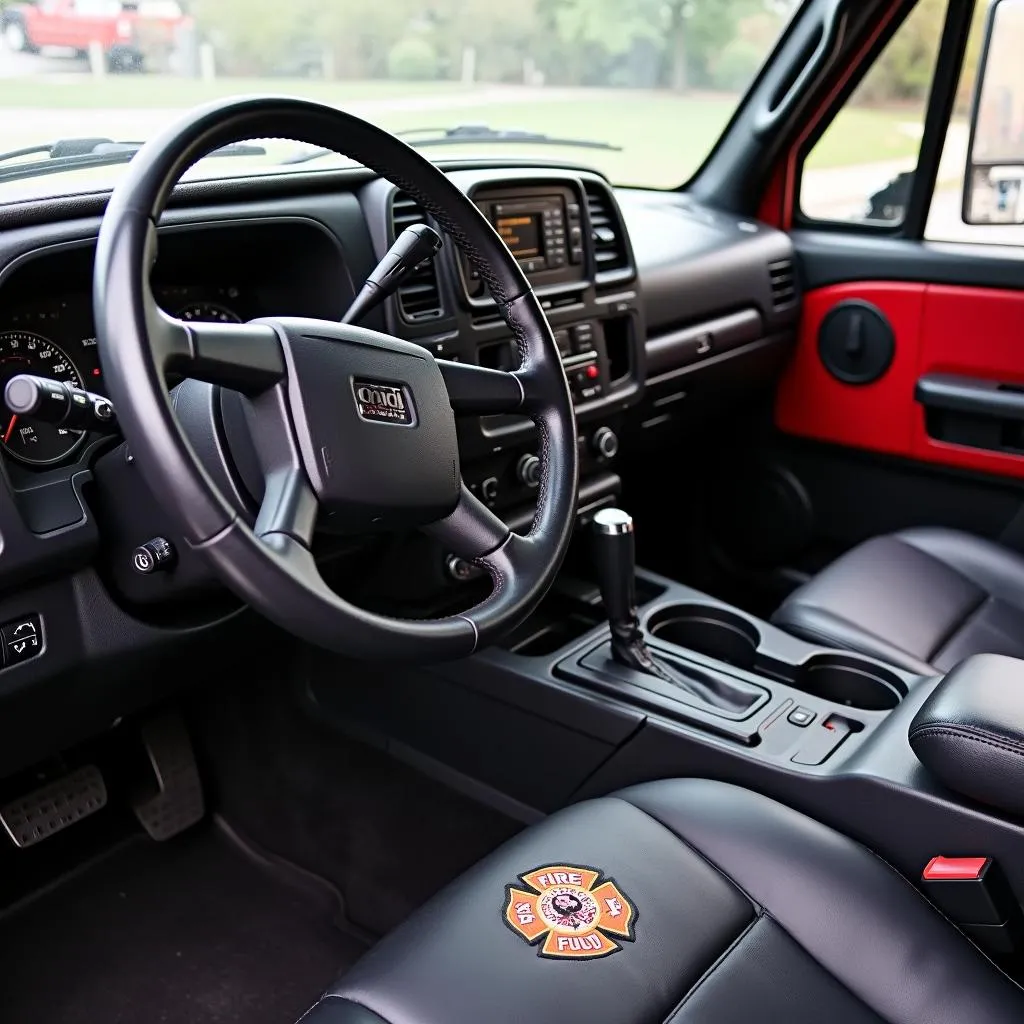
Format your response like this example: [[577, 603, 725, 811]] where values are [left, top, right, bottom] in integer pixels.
[[817, 299, 895, 384]]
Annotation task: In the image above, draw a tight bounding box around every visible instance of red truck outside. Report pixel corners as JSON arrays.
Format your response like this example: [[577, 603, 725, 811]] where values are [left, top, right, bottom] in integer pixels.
[[2, 0, 190, 72]]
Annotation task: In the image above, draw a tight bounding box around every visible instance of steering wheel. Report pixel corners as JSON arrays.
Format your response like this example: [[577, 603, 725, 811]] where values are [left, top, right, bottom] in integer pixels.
[[93, 96, 578, 662]]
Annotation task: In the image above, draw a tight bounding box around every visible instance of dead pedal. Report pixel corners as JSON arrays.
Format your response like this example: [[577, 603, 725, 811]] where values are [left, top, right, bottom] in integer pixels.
[[0, 764, 107, 848], [131, 712, 205, 841]]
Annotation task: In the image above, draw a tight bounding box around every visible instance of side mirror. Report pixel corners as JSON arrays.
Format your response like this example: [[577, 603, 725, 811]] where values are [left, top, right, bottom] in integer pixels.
[[964, 0, 1024, 223]]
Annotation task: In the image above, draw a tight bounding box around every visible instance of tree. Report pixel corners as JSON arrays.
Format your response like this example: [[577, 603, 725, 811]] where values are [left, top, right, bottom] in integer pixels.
[[853, 0, 945, 104]]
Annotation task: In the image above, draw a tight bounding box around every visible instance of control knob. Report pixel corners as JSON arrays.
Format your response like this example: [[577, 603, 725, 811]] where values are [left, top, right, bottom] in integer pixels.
[[516, 453, 541, 488], [592, 427, 619, 460], [133, 536, 175, 574]]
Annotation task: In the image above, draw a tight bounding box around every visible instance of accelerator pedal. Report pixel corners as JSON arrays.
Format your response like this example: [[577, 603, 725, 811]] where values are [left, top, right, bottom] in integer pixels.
[[0, 764, 107, 848], [131, 712, 205, 840]]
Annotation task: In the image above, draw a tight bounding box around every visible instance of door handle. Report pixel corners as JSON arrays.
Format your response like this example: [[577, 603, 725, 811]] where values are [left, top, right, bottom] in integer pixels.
[[915, 373, 1024, 421]]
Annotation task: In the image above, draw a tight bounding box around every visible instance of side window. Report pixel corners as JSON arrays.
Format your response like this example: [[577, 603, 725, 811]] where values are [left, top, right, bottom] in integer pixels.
[[925, 1, 1024, 244], [797, 0, 948, 226]]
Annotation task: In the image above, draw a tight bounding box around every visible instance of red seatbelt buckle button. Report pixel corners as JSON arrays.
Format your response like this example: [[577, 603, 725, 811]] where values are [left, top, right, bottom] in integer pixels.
[[921, 855, 1023, 956], [923, 856, 989, 881]]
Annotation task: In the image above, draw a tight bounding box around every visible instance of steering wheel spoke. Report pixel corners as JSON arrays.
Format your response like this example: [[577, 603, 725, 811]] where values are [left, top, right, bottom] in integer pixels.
[[243, 382, 319, 549], [422, 482, 510, 561], [155, 309, 286, 395], [437, 359, 525, 415]]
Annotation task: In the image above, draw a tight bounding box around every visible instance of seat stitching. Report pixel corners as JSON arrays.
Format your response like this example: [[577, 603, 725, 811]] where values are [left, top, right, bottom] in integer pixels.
[[302, 994, 382, 1023], [293, 995, 330, 1023], [660, 913, 761, 1021], [909, 724, 1024, 762]]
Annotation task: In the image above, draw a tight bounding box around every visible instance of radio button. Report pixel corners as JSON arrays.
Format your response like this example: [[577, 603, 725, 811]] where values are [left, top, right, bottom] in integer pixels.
[[571, 323, 595, 351], [555, 330, 572, 356], [567, 202, 581, 221]]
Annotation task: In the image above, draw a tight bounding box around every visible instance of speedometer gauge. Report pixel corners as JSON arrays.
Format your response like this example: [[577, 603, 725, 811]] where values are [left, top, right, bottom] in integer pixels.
[[176, 302, 242, 324], [0, 331, 85, 465]]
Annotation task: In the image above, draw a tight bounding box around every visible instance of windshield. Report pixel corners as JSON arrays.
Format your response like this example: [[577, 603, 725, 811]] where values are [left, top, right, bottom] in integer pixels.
[[0, 0, 800, 200]]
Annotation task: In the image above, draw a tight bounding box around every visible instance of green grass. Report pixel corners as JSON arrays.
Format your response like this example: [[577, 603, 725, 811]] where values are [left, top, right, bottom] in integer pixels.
[[0, 76, 928, 189], [805, 106, 923, 170], [0, 75, 470, 107]]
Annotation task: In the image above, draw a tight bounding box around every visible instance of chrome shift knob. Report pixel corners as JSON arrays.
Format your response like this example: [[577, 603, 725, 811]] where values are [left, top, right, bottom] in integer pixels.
[[591, 508, 636, 628]]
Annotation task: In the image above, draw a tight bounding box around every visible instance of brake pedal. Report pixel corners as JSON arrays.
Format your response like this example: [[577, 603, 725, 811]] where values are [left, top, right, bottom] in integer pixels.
[[0, 764, 107, 848], [131, 712, 205, 841]]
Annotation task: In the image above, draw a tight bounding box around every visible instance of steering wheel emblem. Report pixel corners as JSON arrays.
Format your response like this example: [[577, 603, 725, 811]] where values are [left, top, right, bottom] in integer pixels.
[[352, 378, 415, 426], [503, 863, 637, 960]]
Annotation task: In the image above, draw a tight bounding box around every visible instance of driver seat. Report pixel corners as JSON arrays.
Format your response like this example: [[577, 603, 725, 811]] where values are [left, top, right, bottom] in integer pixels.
[[299, 779, 1024, 1023]]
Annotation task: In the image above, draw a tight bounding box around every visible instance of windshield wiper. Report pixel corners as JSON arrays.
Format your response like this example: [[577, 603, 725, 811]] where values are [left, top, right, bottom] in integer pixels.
[[279, 124, 621, 165], [0, 139, 267, 186]]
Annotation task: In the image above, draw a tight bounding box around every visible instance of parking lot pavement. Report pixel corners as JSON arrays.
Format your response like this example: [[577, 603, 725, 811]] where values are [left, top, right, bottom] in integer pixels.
[[0, 45, 85, 78]]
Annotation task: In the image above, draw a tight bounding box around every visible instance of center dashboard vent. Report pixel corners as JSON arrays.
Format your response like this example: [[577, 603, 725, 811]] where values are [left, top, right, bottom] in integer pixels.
[[584, 184, 628, 275], [768, 258, 797, 310], [390, 191, 444, 322]]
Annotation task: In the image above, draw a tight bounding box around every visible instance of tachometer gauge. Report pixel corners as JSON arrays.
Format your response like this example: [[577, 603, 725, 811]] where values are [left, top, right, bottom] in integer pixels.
[[0, 331, 85, 465], [176, 302, 242, 324]]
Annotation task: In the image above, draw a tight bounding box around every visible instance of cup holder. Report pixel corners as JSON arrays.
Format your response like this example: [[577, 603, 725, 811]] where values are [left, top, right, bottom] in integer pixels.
[[647, 604, 760, 671], [791, 654, 907, 711]]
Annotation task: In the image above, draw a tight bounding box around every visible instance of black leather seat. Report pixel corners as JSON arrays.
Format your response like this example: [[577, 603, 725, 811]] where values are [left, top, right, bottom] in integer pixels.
[[772, 527, 1024, 674], [299, 779, 1024, 1024]]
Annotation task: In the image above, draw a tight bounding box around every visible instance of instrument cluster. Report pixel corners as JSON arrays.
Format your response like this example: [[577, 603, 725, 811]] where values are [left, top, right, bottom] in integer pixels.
[[0, 285, 247, 467]]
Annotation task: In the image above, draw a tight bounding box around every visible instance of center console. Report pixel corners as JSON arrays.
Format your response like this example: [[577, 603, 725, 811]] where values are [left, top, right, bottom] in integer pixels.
[[554, 508, 909, 768], [367, 169, 646, 585], [307, 502, 1024, 969]]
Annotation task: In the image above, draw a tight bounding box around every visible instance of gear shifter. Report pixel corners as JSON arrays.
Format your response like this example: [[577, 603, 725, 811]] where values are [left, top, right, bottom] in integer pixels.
[[590, 508, 651, 668], [591, 508, 763, 714]]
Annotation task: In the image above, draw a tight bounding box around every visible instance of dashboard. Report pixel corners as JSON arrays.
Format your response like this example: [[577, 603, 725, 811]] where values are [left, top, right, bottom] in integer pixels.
[[0, 160, 800, 772], [0, 285, 248, 466]]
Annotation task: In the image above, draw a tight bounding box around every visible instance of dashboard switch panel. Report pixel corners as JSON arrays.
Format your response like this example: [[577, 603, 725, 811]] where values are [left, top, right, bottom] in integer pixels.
[[2, 615, 42, 666]]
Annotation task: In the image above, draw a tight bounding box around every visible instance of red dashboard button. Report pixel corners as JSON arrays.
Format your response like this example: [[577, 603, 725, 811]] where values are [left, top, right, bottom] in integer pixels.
[[922, 856, 989, 881]]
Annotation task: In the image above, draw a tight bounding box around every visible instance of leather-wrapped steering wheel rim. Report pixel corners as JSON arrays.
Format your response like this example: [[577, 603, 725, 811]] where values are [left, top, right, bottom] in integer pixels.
[[93, 96, 578, 662]]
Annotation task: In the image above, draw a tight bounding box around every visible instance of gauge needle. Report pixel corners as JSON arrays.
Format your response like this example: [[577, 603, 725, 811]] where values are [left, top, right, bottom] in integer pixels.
[[2, 415, 15, 444]]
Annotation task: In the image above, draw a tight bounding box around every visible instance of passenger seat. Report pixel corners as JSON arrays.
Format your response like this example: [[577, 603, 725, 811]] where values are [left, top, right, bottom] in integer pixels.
[[771, 527, 1024, 674]]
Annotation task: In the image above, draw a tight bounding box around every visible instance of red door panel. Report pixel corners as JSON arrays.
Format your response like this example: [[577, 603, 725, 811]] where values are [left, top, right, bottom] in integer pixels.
[[776, 282, 1024, 480], [775, 282, 924, 456]]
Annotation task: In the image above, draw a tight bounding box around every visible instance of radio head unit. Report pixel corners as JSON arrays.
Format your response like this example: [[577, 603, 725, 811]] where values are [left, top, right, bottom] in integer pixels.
[[490, 196, 574, 274], [461, 185, 587, 299]]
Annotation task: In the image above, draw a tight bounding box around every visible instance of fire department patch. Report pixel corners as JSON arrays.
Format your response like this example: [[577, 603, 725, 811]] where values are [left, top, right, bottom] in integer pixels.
[[503, 864, 637, 960]]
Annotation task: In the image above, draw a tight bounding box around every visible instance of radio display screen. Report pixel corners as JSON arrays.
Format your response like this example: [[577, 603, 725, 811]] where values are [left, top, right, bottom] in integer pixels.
[[495, 212, 543, 261]]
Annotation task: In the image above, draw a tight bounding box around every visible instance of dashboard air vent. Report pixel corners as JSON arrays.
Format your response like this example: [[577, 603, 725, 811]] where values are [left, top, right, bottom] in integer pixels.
[[390, 191, 444, 322], [768, 258, 797, 310], [584, 185, 628, 273]]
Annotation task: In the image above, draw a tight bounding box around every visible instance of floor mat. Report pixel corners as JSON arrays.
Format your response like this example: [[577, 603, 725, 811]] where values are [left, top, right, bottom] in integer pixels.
[[194, 670, 522, 938], [0, 823, 367, 1024]]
